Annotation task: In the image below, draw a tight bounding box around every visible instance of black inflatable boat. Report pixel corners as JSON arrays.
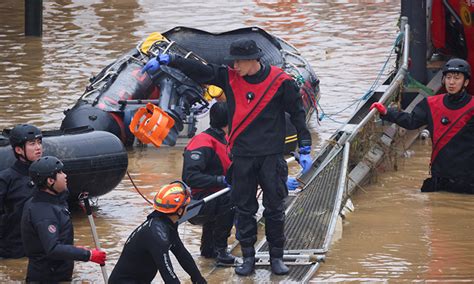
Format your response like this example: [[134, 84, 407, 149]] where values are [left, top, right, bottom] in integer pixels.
[[61, 27, 320, 152]]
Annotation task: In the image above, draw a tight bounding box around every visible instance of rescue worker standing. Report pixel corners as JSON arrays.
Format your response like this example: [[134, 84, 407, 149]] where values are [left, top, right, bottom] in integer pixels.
[[142, 38, 313, 276], [109, 181, 207, 284], [0, 124, 43, 258], [21, 156, 106, 282], [371, 58, 474, 193], [182, 102, 235, 264]]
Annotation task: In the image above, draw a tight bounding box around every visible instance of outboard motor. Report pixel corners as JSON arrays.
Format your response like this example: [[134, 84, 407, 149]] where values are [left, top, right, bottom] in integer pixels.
[[154, 65, 207, 146]]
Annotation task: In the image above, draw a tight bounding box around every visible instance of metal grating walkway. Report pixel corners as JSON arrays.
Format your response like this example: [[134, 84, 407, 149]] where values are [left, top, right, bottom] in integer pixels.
[[207, 146, 347, 283], [230, 148, 346, 283], [260, 149, 343, 253]]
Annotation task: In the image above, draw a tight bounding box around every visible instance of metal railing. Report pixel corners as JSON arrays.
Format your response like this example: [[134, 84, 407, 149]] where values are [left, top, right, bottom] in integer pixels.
[[346, 21, 410, 143]]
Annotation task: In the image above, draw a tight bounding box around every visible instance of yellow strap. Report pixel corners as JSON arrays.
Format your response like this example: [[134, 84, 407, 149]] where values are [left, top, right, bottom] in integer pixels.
[[204, 85, 224, 101], [140, 32, 169, 55]]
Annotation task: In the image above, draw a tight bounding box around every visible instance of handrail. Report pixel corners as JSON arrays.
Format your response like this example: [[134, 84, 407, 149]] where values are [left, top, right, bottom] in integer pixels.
[[321, 141, 350, 252], [346, 23, 410, 143]]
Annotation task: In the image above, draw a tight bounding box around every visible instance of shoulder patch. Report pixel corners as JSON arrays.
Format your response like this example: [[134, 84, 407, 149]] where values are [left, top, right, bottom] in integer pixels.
[[190, 151, 202, 161], [48, 224, 57, 234]]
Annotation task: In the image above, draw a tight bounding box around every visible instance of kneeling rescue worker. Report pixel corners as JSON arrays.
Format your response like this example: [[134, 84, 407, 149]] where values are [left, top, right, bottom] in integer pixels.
[[371, 58, 474, 193], [21, 156, 106, 282], [109, 181, 207, 284], [182, 102, 235, 264]]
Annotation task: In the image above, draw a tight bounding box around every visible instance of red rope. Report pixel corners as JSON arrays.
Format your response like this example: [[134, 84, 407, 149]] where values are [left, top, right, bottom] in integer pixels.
[[127, 171, 153, 205]]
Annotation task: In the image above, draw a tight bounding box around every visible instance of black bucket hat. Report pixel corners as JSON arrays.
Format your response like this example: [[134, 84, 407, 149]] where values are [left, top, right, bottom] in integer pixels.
[[225, 39, 264, 61]]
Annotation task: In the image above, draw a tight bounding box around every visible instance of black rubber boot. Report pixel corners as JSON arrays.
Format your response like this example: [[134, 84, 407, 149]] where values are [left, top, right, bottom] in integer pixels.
[[216, 247, 236, 265], [270, 258, 289, 275], [235, 247, 255, 276], [270, 247, 289, 275], [235, 257, 255, 276]]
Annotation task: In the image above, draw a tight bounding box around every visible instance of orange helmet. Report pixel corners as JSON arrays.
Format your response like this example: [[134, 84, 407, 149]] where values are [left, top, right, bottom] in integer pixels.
[[153, 181, 191, 214]]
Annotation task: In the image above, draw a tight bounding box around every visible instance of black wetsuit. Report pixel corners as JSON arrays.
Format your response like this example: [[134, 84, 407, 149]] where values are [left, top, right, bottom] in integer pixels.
[[182, 127, 234, 255], [0, 160, 35, 258], [109, 211, 206, 284], [21, 190, 90, 282], [383, 91, 474, 193], [169, 58, 311, 256]]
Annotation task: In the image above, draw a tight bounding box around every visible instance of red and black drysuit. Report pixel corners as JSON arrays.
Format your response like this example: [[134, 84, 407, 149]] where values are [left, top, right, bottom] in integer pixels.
[[182, 127, 233, 256], [109, 211, 206, 284], [169, 57, 312, 258], [382, 91, 474, 193]]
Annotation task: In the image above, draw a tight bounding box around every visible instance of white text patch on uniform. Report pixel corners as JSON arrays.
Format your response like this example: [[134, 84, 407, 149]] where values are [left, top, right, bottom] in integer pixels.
[[190, 151, 202, 160]]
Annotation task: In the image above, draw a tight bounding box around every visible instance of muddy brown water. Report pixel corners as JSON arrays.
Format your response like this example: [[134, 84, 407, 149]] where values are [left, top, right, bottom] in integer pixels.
[[1, 0, 473, 282]]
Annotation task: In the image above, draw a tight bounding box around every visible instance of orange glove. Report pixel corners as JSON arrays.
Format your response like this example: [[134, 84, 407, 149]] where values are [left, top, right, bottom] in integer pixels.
[[89, 249, 106, 265], [370, 102, 387, 116]]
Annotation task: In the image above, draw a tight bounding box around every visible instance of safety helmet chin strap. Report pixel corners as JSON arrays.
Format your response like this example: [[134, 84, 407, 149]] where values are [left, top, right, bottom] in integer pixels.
[[20, 145, 34, 164], [457, 78, 469, 94], [14, 144, 32, 164], [45, 178, 60, 195], [176, 207, 185, 219], [171, 180, 190, 218], [463, 78, 470, 92]]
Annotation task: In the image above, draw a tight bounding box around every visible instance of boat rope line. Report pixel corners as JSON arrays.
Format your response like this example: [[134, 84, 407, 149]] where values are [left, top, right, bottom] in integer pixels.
[[126, 171, 153, 205], [318, 32, 403, 124]]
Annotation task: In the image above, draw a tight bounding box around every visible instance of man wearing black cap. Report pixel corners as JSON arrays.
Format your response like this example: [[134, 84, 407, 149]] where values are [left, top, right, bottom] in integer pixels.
[[143, 38, 313, 276], [182, 102, 235, 265]]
